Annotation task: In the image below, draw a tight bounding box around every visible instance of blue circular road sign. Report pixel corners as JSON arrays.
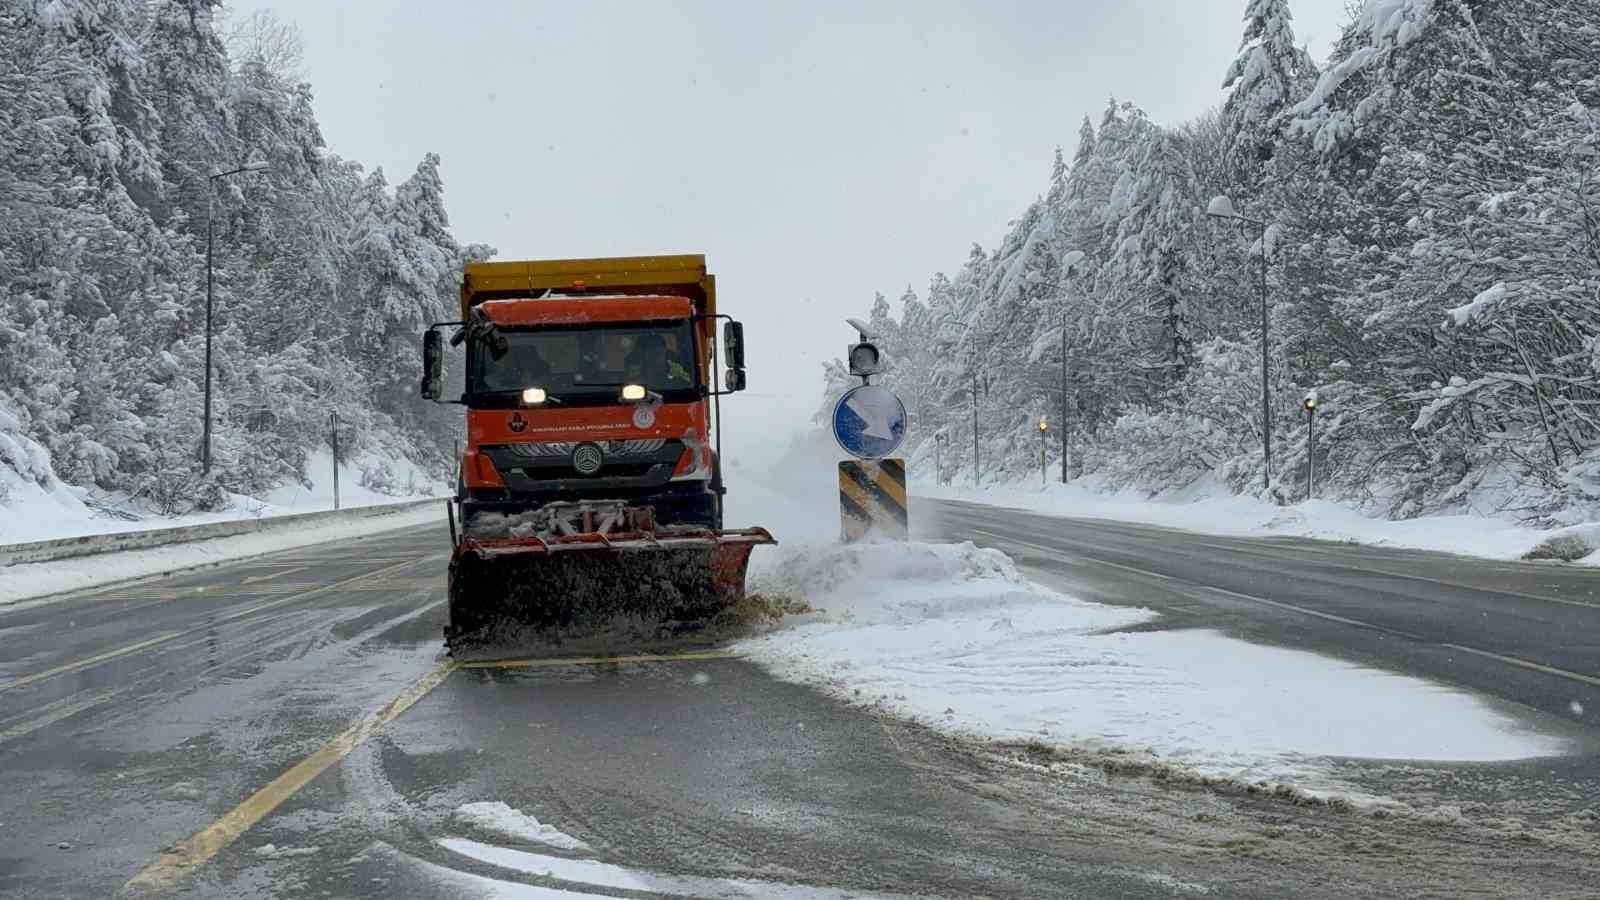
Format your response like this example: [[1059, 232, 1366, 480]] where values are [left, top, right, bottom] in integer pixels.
[[832, 384, 907, 460]]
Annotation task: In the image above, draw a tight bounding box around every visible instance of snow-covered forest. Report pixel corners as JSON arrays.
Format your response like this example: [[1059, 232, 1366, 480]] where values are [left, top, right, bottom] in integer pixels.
[[828, 0, 1600, 521], [0, 1, 483, 517]]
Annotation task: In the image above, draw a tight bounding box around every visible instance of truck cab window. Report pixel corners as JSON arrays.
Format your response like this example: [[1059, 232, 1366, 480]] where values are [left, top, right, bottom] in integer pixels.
[[469, 321, 697, 403]]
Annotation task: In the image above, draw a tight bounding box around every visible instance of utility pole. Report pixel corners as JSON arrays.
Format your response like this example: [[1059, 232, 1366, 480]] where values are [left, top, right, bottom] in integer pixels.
[[1060, 250, 1086, 485], [1258, 215, 1270, 490], [971, 364, 980, 488], [331, 410, 341, 510], [933, 433, 944, 486], [202, 160, 271, 473], [1060, 306, 1068, 484]]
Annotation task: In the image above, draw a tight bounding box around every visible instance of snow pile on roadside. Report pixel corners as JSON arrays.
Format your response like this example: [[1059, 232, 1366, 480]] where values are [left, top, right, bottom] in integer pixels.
[[0, 503, 443, 608], [0, 446, 442, 547], [251, 843, 318, 859], [739, 539, 1564, 790], [454, 802, 591, 852], [919, 475, 1567, 562]]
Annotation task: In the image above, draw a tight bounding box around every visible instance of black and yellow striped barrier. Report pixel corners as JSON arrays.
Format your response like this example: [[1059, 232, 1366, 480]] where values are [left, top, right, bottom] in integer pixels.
[[838, 458, 908, 541]]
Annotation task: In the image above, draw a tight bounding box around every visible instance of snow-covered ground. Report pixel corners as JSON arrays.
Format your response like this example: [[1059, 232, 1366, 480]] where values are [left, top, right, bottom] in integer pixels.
[[737, 538, 1566, 798], [0, 502, 444, 608], [0, 447, 442, 547], [919, 473, 1585, 562]]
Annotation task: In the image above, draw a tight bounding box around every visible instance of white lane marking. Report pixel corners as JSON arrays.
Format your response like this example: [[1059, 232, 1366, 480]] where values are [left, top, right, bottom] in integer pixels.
[[1, 557, 425, 695], [241, 565, 310, 585], [438, 838, 921, 899], [965, 526, 1600, 691]]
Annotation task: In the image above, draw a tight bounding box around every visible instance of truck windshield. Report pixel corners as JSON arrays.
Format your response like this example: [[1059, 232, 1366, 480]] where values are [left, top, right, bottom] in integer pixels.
[[469, 320, 699, 404]]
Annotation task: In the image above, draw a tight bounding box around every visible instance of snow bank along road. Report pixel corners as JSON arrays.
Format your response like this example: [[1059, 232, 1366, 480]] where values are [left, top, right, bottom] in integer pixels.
[[919, 499, 1600, 739], [2, 518, 1598, 899]]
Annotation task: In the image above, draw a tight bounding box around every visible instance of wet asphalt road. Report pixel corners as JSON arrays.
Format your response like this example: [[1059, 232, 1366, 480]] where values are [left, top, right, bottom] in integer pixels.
[[2, 507, 1599, 898], [0, 518, 1233, 899]]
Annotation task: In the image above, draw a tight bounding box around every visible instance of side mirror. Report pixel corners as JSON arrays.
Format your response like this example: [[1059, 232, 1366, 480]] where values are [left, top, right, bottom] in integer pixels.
[[722, 321, 746, 370], [724, 368, 746, 393], [421, 329, 443, 400]]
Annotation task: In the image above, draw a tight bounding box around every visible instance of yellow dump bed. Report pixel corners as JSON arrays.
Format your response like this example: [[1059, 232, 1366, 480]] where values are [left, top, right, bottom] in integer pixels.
[[461, 254, 717, 344]]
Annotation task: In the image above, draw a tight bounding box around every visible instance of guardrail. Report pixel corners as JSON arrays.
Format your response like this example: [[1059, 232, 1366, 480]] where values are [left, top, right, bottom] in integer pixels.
[[0, 499, 443, 568]]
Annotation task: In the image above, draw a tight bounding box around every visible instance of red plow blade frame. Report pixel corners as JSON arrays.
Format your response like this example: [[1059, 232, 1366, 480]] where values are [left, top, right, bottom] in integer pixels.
[[463, 526, 776, 599], [445, 519, 777, 653]]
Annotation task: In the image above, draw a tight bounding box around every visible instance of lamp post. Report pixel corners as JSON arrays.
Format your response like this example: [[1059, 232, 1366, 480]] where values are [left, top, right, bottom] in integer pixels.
[[1206, 194, 1271, 491], [1303, 389, 1319, 499], [1059, 250, 1087, 484], [1037, 418, 1048, 486], [934, 432, 946, 486], [203, 160, 271, 473], [972, 356, 980, 488]]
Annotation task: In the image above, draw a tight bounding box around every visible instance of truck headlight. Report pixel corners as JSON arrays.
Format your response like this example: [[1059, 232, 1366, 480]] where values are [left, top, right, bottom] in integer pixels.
[[523, 387, 548, 404], [620, 384, 646, 401]]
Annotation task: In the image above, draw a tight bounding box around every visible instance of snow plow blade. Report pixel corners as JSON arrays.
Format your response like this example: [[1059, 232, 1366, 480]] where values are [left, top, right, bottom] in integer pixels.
[[445, 526, 776, 654]]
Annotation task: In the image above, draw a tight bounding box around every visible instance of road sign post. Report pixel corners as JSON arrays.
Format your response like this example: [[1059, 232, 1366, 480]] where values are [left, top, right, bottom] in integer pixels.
[[832, 384, 908, 542], [838, 459, 908, 540], [834, 322, 909, 541]]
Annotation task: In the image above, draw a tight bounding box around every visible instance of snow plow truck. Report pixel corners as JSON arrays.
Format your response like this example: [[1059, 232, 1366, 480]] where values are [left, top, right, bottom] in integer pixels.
[[419, 254, 774, 652]]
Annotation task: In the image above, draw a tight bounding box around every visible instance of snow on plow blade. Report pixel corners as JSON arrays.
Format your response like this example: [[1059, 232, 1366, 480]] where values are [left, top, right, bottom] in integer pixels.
[[445, 526, 776, 654]]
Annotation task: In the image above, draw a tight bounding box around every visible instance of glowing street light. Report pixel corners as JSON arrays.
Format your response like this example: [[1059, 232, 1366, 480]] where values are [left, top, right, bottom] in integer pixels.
[[1037, 418, 1049, 485], [1303, 389, 1319, 499]]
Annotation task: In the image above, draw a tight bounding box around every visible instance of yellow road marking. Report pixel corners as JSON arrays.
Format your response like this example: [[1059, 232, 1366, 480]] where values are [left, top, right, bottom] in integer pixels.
[[124, 658, 460, 894], [0, 682, 140, 744], [459, 649, 742, 669], [240, 565, 309, 585], [1, 557, 423, 695], [0, 631, 184, 694]]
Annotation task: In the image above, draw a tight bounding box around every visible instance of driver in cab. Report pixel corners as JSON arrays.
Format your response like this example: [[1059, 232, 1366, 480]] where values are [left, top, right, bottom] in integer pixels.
[[625, 334, 690, 388]]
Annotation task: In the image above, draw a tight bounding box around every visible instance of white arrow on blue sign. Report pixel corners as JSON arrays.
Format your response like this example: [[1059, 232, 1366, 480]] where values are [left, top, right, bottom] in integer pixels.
[[832, 384, 907, 460]]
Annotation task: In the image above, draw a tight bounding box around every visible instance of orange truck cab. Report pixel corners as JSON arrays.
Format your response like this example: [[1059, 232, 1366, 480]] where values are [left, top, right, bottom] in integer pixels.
[[419, 255, 748, 536]]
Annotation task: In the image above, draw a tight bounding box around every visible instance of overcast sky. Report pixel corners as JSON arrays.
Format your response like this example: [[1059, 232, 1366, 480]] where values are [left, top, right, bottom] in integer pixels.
[[233, 0, 1351, 459]]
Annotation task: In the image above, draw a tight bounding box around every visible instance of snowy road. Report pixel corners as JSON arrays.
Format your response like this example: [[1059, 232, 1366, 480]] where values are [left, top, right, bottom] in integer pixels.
[[2, 517, 1598, 898], [919, 499, 1600, 737]]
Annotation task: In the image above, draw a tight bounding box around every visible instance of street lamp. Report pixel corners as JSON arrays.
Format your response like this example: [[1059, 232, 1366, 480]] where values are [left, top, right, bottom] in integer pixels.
[[203, 159, 271, 473], [933, 432, 947, 486], [1303, 389, 1319, 499], [1207, 194, 1272, 491], [1037, 418, 1049, 486]]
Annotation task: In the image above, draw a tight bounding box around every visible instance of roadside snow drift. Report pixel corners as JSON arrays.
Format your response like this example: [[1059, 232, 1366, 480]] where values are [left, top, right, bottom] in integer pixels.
[[454, 802, 591, 852], [0, 503, 443, 607], [739, 540, 1563, 788]]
